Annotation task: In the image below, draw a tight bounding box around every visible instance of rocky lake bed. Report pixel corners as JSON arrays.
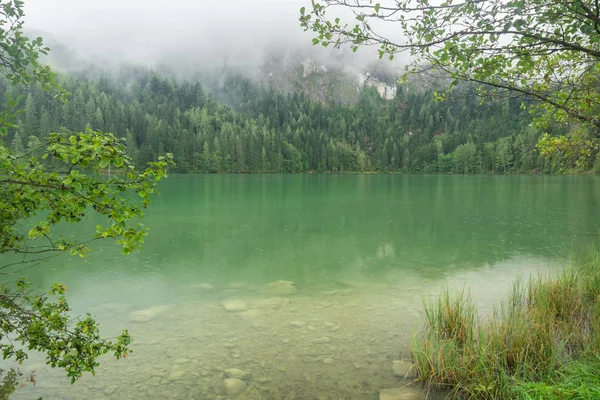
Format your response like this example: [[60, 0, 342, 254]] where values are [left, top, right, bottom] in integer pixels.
[[10, 261, 540, 400], [11, 279, 433, 399]]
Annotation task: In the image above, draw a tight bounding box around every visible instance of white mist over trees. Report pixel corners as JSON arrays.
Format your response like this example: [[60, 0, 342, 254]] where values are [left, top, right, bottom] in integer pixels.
[[23, 0, 366, 71]]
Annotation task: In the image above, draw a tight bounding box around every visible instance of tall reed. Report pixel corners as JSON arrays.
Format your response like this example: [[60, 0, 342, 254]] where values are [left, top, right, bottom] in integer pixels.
[[411, 252, 600, 399]]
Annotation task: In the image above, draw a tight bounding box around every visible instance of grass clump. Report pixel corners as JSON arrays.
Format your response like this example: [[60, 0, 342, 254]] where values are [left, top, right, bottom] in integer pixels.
[[411, 251, 600, 399], [512, 356, 600, 399]]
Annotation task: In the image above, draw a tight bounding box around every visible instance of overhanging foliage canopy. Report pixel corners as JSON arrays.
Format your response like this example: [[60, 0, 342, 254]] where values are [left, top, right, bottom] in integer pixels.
[[301, 0, 600, 131]]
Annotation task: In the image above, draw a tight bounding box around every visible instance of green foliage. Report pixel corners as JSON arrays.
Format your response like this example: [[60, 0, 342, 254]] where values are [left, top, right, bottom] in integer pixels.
[[282, 141, 303, 172], [1, 129, 173, 256], [0, 0, 173, 386], [0, 1, 66, 101], [0, 368, 24, 400], [452, 142, 481, 174], [411, 253, 600, 399], [3, 70, 571, 174], [537, 129, 599, 172], [423, 287, 475, 348], [0, 127, 173, 382], [0, 280, 133, 384], [300, 0, 600, 168], [512, 358, 600, 400]]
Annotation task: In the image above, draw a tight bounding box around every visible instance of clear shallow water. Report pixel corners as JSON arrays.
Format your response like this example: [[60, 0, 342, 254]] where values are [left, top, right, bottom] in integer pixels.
[[5, 174, 600, 399]]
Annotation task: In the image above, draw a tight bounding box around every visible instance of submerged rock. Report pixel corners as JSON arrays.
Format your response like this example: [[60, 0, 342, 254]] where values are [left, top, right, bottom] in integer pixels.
[[238, 309, 263, 321], [222, 300, 248, 312], [229, 282, 249, 289], [104, 386, 117, 395], [168, 364, 187, 380], [129, 305, 173, 322], [251, 297, 290, 309], [379, 387, 425, 400], [223, 378, 247, 396], [289, 320, 306, 328], [392, 360, 415, 378], [92, 302, 128, 313], [224, 368, 251, 380], [323, 289, 353, 296], [263, 280, 298, 295], [334, 279, 364, 288], [190, 283, 215, 290]]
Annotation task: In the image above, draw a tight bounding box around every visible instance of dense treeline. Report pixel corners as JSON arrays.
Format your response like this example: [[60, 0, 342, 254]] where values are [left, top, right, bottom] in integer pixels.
[[0, 69, 578, 173]]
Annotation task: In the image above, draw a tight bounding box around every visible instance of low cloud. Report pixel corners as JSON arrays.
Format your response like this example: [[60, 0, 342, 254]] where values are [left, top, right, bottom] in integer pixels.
[[24, 0, 405, 79]]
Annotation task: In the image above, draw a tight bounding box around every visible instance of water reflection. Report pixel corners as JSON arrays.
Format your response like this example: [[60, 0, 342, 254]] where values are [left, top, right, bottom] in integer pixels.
[[2, 175, 598, 399], [9, 254, 556, 400]]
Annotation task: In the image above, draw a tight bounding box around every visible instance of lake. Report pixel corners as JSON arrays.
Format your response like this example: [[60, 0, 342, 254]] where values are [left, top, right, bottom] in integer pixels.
[[7, 174, 600, 399]]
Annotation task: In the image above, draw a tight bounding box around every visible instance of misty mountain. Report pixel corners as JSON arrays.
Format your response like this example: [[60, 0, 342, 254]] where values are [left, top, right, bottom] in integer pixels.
[[4, 61, 559, 175], [33, 28, 402, 106], [6, 15, 571, 175]]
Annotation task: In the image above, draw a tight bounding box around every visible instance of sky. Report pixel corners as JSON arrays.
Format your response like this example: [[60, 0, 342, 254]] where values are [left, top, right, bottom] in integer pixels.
[[23, 0, 333, 67], [21, 0, 403, 76]]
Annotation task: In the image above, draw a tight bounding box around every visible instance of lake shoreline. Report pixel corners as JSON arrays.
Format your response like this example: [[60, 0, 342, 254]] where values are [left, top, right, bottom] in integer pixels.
[[159, 170, 599, 176], [413, 251, 600, 399], [7, 174, 598, 399]]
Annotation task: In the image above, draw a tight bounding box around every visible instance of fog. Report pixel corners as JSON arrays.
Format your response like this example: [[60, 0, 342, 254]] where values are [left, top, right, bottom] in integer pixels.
[[22, 0, 405, 79], [19, 1, 336, 70]]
